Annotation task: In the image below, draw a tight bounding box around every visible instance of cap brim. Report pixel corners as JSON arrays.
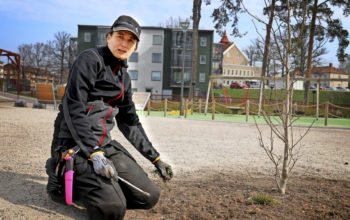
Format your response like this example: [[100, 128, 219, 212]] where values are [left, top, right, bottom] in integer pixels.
[[112, 27, 139, 41]]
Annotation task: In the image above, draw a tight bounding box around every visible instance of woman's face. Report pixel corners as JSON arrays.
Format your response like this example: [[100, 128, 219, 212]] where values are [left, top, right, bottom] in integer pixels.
[[107, 31, 137, 60]]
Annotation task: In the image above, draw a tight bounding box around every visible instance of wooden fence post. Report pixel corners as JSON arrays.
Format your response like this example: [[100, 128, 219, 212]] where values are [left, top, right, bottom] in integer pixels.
[[147, 100, 150, 116], [245, 100, 250, 122], [293, 102, 297, 115], [184, 99, 188, 118], [199, 99, 202, 114], [325, 101, 329, 126], [164, 99, 167, 117], [212, 100, 215, 120], [211, 83, 215, 120], [190, 99, 193, 115]]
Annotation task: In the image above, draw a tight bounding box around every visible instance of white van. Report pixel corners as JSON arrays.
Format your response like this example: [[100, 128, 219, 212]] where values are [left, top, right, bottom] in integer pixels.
[[246, 80, 260, 88]]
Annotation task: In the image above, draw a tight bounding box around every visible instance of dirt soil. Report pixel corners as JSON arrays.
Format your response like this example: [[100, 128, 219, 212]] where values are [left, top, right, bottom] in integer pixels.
[[0, 101, 349, 220]]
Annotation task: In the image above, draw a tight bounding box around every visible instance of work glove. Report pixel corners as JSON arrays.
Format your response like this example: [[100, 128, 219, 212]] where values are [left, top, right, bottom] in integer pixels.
[[154, 160, 173, 181], [90, 151, 116, 179]]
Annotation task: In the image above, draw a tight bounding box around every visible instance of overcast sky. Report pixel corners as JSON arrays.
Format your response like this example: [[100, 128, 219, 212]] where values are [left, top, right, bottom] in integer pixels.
[[0, 0, 349, 66]]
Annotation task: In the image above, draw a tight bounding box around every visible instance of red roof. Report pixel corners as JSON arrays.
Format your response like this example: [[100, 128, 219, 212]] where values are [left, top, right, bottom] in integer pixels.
[[312, 65, 347, 75], [219, 31, 232, 51]]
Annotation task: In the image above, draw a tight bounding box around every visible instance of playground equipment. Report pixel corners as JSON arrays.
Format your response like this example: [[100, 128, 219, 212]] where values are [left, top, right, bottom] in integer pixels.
[[0, 48, 25, 106]]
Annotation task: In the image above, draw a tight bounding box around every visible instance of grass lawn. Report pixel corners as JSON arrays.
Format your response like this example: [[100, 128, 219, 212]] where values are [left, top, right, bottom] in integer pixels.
[[138, 110, 350, 129]]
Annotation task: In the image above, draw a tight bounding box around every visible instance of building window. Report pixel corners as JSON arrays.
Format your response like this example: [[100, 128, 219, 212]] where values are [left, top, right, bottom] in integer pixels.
[[98, 32, 106, 46], [199, 73, 206, 83], [172, 69, 190, 84], [129, 52, 138, 62], [200, 37, 207, 47], [84, 32, 91, 42], [151, 71, 161, 81], [172, 31, 193, 48], [128, 70, 138, 80], [152, 53, 162, 63], [153, 35, 162, 45], [200, 55, 206, 64]]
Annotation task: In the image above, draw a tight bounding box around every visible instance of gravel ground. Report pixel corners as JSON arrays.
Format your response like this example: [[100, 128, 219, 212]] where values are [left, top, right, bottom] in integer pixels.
[[0, 101, 349, 219]]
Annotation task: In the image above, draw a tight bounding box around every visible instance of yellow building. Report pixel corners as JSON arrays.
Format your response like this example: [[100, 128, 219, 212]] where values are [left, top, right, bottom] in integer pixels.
[[311, 64, 349, 88], [219, 32, 262, 87]]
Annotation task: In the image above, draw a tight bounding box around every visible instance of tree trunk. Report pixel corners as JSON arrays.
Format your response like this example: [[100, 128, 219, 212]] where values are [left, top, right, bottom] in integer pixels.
[[258, 0, 276, 115], [190, 0, 201, 101], [299, 1, 307, 78], [280, 0, 292, 195], [304, 0, 318, 104], [60, 52, 64, 84]]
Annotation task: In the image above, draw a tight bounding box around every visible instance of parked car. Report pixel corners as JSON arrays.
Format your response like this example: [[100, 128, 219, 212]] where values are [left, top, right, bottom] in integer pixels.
[[245, 80, 260, 88], [309, 85, 317, 90], [230, 82, 248, 89], [335, 86, 346, 91]]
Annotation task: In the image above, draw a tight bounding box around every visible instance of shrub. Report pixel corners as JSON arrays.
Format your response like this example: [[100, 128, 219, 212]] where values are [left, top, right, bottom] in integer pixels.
[[247, 193, 277, 205]]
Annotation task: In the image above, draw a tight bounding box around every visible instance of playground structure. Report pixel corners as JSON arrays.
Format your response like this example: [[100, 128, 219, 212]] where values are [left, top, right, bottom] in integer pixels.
[[0, 49, 21, 99], [140, 75, 350, 126], [205, 75, 349, 116]]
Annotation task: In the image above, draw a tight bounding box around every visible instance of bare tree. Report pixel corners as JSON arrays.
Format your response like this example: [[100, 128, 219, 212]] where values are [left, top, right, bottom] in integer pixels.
[[31, 42, 52, 75], [159, 17, 182, 28], [255, 0, 315, 194], [52, 31, 71, 84], [243, 39, 263, 66], [18, 44, 32, 79]]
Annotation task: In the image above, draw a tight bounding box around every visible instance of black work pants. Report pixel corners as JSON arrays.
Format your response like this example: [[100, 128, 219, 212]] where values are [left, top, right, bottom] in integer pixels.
[[73, 140, 160, 220]]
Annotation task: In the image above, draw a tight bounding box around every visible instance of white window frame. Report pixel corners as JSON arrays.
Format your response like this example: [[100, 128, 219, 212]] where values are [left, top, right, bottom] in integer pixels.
[[129, 52, 139, 62], [153, 35, 162, 45], [128, 70, 138, 80], [151, 71, 161, 81], [200, 37, 207, 47], [199, 73, 206, 83], [84, 32, 91, 42], [152, 53, 162, 63], [199, 55, 206, 64]]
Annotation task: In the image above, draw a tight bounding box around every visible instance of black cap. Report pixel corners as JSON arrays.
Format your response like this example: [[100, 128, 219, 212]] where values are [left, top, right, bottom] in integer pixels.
[[111, 15, 141, 41]]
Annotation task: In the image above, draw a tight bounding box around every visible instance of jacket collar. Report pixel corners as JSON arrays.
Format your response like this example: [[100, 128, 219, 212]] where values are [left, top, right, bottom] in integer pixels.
[[100, 46, 128, 69]]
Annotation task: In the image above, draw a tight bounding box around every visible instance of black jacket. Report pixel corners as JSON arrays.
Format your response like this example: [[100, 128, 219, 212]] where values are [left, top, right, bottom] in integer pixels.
[[56, 46, 159, 162]]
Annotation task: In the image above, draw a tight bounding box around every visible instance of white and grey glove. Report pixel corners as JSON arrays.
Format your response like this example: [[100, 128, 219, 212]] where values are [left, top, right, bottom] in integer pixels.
[[90, 151, 116, 179]]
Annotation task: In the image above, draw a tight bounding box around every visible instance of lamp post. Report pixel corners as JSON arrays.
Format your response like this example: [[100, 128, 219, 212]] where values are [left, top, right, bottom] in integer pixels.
[[179, 19, 190, 117]]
